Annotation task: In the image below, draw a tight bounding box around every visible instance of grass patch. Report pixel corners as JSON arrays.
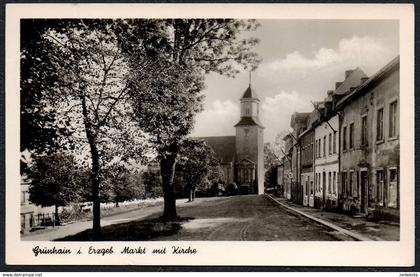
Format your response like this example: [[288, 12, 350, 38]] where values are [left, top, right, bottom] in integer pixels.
[[55, 217, 192, 241]]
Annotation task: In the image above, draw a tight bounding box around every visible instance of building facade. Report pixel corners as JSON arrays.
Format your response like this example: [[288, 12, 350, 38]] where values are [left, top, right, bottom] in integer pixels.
[[314, 115, 339, 209], [337, 56, 400, 218], [299, 128, 315, 207], [290, 112, 310, 204], [277, 158, 285, 195], [282, 134, 293, 200], [21, 175, 56, 233], [277, 55, 399, 221]]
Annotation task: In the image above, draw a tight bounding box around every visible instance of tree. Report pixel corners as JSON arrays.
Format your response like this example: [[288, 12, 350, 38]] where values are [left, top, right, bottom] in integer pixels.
[[20, 20, 75, 174], [24, 20, 149, 239], [28, 154, 82, 226], [126, 19, 261, 220], [177, 139, 222, 202], [264, 131, 288, 170], [142, 171, 163, 199], [264, 166, 278, 189], [104, 164, 145, 207]]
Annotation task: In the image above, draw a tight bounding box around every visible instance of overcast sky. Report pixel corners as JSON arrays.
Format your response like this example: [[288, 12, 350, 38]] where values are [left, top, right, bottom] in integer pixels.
[[190, 20, 399, 143]]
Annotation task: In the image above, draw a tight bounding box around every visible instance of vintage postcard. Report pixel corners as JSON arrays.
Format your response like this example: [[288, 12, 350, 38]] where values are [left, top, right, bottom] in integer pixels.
[[5, 4, 414, 266]]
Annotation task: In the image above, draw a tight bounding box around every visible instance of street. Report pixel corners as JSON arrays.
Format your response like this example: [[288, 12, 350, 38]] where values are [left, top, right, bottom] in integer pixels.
[[24, 195, 354, 241], [156, 195, 346, 241]]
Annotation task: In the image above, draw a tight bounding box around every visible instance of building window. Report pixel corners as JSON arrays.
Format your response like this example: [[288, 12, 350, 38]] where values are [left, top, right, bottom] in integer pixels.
[[317, 139, 321, 158], [377, 170, 384, 206], [388, 168, 398, 208], [316, 139, 319, 158], [306, 179, 309, 196], [317, 173, 320, 193], [323, 136, 326, 157], [355, 171, 359, 198], [342, 172, 348, 195], [245, 107, 250, 115], [361, 115, 368, 146], [328, 133, 332, 155], [343, 126, 347, 151], [377, 108, 384, 141], [318, 173, 321, 193], [389, 101, 398, 138], [349, 123, 354, 149], [333, 132, 337, 153], [349, 171, 354, 197], [310, 181, 314, 195], [21, 191, 26, 204], [316, 139, 321, 158], [333, 172, 336, 194], [328, 172, 332, 194]]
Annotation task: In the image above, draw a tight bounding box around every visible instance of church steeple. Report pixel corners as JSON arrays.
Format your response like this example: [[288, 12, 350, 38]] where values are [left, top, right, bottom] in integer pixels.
[[241, 85, 257, 99], [234, 83, 264, 128], [233, 75, 265, 195]]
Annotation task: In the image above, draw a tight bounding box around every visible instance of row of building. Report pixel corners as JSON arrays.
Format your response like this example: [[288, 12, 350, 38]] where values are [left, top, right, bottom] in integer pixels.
[[277, 56, 399, 220]]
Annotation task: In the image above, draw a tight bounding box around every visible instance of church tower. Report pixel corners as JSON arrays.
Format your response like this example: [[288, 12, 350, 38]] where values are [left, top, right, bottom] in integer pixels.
[[234, 84, 264, 195]]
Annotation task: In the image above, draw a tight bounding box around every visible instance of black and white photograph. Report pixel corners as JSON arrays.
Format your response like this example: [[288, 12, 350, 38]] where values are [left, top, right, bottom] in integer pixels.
[[6, 4, 414, 266]]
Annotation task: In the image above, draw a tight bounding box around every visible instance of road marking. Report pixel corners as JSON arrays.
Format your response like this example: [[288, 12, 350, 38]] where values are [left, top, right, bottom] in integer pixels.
[[265, 195, 373, 241]]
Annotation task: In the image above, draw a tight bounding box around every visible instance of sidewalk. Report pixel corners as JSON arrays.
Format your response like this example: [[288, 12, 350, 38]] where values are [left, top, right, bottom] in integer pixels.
[[267, 195, 399, 241], [22, 197, 214, 241]]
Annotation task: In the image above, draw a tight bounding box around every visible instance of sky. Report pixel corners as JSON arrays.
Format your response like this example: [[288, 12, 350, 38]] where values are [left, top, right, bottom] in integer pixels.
[[190, 20, 399, 144]]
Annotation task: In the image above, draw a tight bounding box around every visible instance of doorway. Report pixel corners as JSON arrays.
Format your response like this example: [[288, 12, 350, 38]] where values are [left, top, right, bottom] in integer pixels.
[[322, 172, 326, 207], [360, 170, 368, 214]]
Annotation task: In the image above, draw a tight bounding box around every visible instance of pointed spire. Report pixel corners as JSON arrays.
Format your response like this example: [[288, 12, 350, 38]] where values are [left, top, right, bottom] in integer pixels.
[[242, 70, 258, 99]]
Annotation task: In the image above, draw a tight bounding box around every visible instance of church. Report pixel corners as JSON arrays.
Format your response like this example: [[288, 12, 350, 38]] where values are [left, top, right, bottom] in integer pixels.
[[198, 84, 264, 195]]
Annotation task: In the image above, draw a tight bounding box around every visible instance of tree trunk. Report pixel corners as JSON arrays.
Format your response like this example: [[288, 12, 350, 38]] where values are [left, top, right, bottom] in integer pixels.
[[188, 187, 193, 202], [90, 144, 101, 240], [54, 205, 60, 226], [192, 188, 196, 201], [81, 95, 102, 240], [160, 146, 178, 221]]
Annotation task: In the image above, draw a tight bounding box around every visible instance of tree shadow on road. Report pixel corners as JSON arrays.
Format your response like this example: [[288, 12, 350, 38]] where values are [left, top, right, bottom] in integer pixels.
[[55, 217, 193, 241]]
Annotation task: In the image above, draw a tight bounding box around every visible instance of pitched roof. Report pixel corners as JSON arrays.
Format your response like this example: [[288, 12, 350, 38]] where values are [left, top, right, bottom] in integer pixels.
[[196, 136, 236, 164], [337, 56, 399, 109], [234, 117, 264, 128], [334, 67, 368, 96], [241, 85, 258, 99]]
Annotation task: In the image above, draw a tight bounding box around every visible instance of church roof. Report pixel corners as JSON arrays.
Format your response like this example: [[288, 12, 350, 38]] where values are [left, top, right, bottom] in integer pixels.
[[196, 136, 236, 164], [241, 85, 258, 99], [234, 117, 264, 128]]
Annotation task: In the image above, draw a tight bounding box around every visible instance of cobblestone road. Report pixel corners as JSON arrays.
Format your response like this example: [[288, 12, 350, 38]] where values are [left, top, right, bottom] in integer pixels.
[[154, 195, 349, 241]]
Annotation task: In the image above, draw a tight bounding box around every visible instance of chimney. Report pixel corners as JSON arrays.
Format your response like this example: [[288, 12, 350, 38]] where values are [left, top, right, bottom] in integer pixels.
[[345, 70, 354, 79], [335, 82, 343, 89], [360, 77, 369, 84]]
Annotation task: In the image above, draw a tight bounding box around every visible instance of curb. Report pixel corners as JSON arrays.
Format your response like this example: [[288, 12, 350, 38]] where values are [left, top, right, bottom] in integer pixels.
[[265, 194, 373, 241]]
